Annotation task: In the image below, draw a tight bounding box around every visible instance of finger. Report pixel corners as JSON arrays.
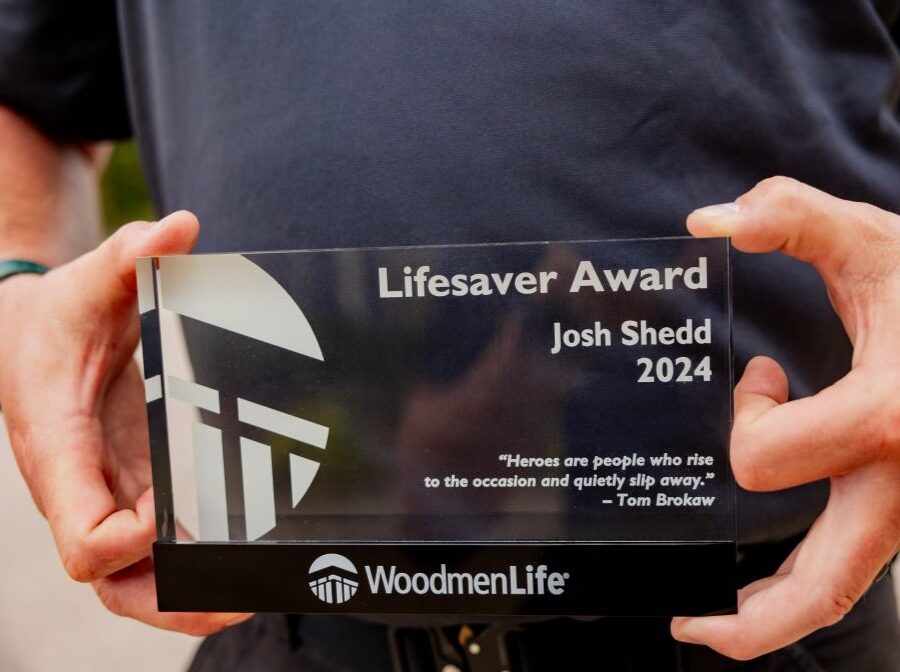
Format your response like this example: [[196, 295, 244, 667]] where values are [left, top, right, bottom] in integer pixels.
[[93, 558, 253, 636], [730, 362, 883, 491], [774, 530, 810, 575], [687, 176, 893, 273], [726, 532, 813, 605], [672, 473, 900, 660], [59, 210, 199, 316], [732, 356, 788, 424], [36, 423, 158, 583], [1, 213, 200, 583], [28, 367, 156, 581]]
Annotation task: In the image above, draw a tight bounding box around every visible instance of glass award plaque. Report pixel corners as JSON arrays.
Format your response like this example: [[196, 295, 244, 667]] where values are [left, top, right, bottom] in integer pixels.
[[137, 237, 734, 615]]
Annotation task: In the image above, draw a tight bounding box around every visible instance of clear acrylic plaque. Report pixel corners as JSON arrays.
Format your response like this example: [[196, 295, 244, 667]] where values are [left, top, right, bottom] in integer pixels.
[[138, 237, 735, 615]]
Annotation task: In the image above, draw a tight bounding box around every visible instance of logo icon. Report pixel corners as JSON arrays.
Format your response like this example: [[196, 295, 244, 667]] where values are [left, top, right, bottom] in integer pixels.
[[138, 254, 329, 542], [308, 553, 359, 604]]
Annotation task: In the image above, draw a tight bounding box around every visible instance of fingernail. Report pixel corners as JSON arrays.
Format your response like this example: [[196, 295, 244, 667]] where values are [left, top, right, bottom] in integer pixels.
[[693, 202, 741, 217]]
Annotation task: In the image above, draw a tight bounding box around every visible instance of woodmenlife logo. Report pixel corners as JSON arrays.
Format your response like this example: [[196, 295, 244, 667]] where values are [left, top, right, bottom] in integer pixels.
[[308, 554, 360, 604], [305, 551, 569, 605], [137, 254, 328, 542]]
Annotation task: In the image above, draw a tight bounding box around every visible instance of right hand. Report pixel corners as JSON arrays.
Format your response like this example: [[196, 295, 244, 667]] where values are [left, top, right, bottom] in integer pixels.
[[0, 211, 252, 635]]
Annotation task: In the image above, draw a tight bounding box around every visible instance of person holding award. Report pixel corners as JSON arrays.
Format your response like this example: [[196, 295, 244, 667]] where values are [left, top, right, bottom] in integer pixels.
[[0, 2, 898, 670]]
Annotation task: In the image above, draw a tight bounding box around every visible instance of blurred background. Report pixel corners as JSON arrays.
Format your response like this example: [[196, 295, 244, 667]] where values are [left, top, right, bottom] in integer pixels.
[[100, 141, 157, 231], [0, 143, 199, 672], [0, 144, 897, 671]]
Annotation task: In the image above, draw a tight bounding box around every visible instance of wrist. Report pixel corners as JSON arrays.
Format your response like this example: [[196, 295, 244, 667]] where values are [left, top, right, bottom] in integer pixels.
[[0, 271, 42, 410], [0, 258, 48, 305], [0, 268, 43, 316]]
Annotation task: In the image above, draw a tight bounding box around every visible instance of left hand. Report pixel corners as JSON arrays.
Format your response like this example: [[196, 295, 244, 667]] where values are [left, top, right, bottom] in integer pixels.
[[0, 212, 251, 634], [670, 177, 900, 660]]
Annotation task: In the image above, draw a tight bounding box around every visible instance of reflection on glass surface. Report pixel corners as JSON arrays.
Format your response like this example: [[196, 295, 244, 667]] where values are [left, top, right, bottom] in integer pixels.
[[138, 238, 733, 545]]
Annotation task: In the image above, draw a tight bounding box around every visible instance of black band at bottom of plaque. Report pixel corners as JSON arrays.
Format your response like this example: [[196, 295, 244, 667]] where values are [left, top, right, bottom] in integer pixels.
[[154, 541, 736, 616]]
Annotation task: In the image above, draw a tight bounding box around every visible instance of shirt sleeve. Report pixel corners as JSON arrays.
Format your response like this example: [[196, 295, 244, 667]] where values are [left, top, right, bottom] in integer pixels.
[[0, 0, 131, 141]]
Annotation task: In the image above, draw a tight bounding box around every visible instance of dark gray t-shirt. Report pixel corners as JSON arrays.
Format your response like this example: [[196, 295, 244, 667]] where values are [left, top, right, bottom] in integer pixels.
[[2, 0, 900, 550]]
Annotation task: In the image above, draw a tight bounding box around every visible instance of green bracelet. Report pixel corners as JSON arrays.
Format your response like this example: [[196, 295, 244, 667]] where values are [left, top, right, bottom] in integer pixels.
[[0, 259, 50, 283]]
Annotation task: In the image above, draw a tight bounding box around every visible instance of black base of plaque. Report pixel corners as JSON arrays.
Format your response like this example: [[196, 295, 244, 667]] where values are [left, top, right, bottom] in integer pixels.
[[154, 541, 735, 616]]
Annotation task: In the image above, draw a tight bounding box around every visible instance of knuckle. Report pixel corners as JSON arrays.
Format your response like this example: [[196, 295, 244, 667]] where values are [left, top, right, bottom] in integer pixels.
[[118, 220, 151, 236], [854, 202, 899, 239], [62, 547, 99, 583], [851, 378, 900, 463], [749, 176, 800, 205], [105, 223, 134, 250], [732, 466, 765, 492], [104, 221, 148, 259], [811, 586, 856, 629]]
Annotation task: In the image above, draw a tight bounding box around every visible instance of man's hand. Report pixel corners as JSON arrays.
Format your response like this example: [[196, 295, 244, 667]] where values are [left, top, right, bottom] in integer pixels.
[[670, 177, 900, 659], [0, 211, 251, 635]]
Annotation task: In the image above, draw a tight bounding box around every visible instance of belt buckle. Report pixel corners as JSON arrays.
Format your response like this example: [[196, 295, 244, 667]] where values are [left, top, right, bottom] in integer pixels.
[[388, 624, 520, 672]]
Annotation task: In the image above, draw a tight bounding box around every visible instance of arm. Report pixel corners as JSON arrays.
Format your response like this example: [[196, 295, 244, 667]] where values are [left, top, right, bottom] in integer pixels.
[[0, 104, 250, 634], [0, 104, 104, 266], [671, 177, 900, 659]]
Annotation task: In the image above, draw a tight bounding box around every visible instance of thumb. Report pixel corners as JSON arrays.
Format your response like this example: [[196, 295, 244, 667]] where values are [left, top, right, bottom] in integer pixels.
[[64, 210, 199, 314], [685, 177, 900, 345], [685, 176, 893, 275]]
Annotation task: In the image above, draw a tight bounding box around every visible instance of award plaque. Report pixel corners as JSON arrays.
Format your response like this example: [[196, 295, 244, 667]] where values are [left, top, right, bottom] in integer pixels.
[[137, 237, 735, 616]]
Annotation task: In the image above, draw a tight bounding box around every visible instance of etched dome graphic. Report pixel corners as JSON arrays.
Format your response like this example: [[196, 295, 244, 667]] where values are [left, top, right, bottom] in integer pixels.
[[308, 554, 359, 604], [139, 253, 329, 541]]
